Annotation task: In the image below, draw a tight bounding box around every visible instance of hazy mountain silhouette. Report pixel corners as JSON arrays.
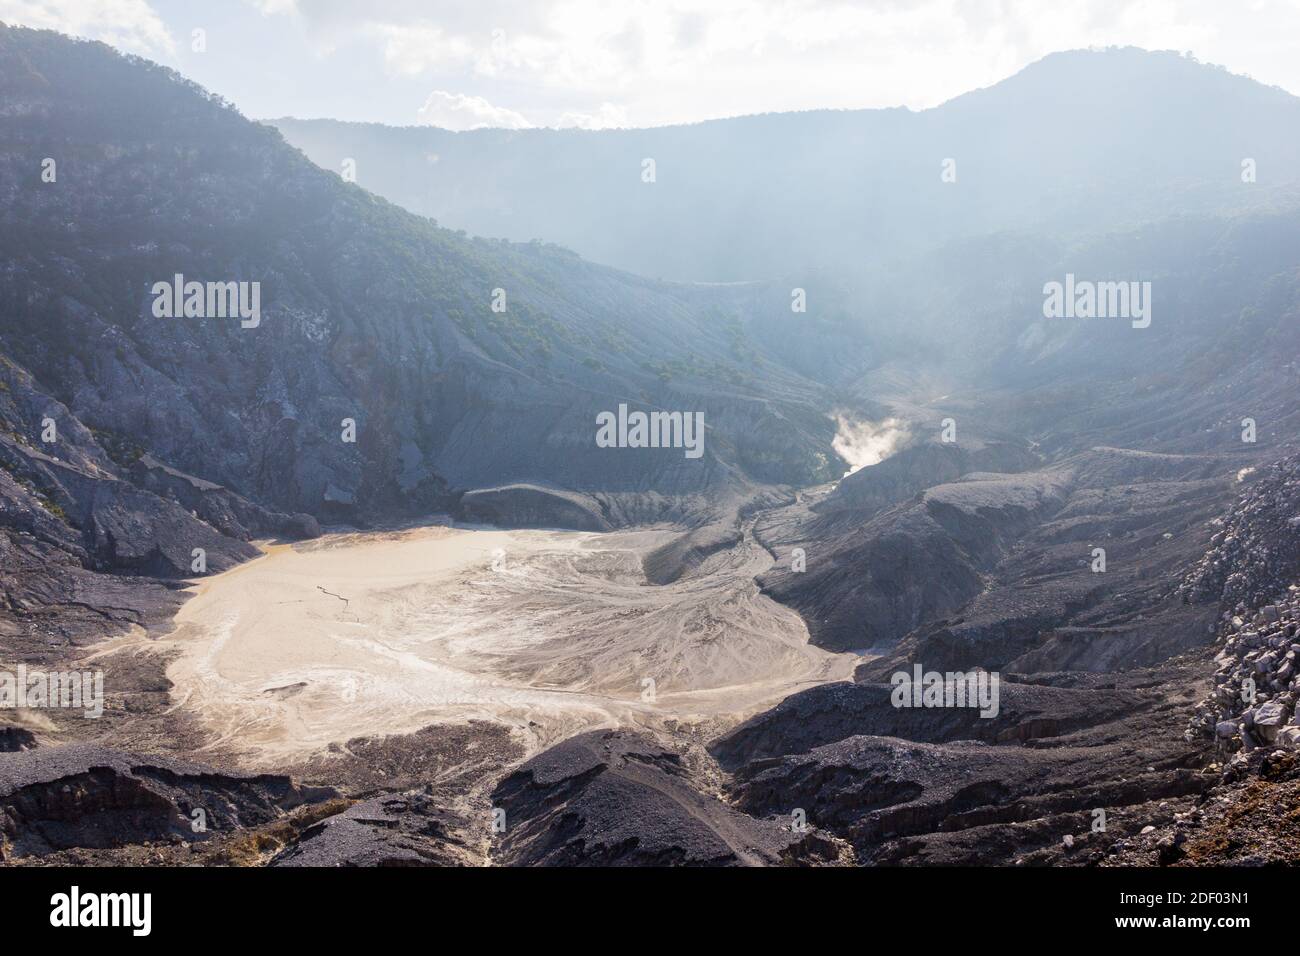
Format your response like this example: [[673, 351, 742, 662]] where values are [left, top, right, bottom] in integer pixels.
[[275, 48, 1300, 282]]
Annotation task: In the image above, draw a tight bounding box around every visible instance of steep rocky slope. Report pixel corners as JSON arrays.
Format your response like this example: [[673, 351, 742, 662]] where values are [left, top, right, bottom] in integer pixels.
[[0, 24, 842, 537], [0, 341, 313, 655], [488, 730, 837, 866], [0, 744, 336, 860], [698, 454, 1300, 866], [1101, 457, 1300, 866], [1182, 454, 1300, 754]]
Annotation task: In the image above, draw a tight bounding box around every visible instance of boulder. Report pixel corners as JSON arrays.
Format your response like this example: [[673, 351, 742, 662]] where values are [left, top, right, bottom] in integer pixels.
[[1253, 701, 1289, 742]]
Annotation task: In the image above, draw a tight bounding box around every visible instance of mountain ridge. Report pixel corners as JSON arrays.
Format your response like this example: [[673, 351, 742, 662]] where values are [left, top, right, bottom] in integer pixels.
[[273, 46, 1300, 283]]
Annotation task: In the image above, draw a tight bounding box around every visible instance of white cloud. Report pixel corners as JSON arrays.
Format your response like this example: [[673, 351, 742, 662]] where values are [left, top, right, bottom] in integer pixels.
[[239, 0, 1300, 126], [554, 102, 629, 130], [247, 0, 297, 13], [415, 90, 532, 130], [30, 0, 1298, 128], [369, 23, 476, 77], [0, 0, 175, 56]]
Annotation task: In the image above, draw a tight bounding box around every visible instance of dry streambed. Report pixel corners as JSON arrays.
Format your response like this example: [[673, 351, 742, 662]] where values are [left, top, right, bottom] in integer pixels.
[[162, 524, 856, 765]]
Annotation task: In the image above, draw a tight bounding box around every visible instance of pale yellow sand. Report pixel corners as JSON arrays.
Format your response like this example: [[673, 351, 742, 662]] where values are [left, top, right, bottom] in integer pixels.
[[163, 523, 858, 765]]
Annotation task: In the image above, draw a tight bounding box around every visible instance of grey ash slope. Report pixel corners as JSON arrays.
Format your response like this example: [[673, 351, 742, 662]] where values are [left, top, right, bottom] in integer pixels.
[[0, 345, 296, 653], [0, 24, 841, 538], [699, 443, 1299, 865], [487, 730, 834, 866]]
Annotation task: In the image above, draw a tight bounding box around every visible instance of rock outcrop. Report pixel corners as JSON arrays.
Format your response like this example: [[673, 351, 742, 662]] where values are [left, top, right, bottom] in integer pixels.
[[490, 730, 836, 866], [271, 792, 477, 867], [0, 744, 337, 860]]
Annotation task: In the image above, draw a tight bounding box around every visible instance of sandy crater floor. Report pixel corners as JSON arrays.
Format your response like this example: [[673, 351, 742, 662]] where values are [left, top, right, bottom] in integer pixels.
[[162, 523, 857, 765]]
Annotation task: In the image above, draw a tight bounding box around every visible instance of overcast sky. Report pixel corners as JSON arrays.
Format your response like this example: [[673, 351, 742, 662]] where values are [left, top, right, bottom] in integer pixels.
[[3, 0, 1299, 129]]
